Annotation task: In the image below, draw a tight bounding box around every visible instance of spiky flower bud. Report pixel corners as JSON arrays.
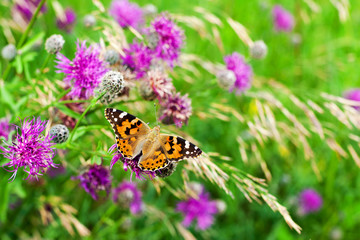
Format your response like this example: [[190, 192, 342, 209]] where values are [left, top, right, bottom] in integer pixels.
[[216, 69, 236, 89], [215, 200, 227, 214], [1, 44, 17, 60], [250, 40, 267, 59], [83, 14, 96, 28], [45, 34, 65, 54], [104, 49, 120, 65], [50, 124, 69, 144], [156, 162, 177, 178], [96, 71, 125, 104], [139, 81, 156, 101], [143, 4, 157, 16]]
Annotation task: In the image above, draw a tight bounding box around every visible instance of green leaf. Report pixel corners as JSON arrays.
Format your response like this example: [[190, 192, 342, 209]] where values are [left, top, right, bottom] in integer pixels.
[[22, 52, 38, 62], [0, 85, 16, 111], [19, 32, 45, 53], [13, 55, 23, 74], [54, 103, 82, 119], [72, 125, 106, 141], [13, 96, 29, 112], [0, 177, 10, 222]]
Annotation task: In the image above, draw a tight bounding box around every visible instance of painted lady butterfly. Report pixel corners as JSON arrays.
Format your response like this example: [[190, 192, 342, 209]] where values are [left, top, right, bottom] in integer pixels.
[[105, 108, 202, 171]]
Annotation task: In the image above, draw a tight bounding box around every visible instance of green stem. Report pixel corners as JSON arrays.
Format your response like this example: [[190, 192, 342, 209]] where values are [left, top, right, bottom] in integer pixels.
[[30, 89, 71, 117], [2, 0, 47, 81], [17, 0, 47, 49], [67, 92, 106, 143], [39, 54, 51, 74]]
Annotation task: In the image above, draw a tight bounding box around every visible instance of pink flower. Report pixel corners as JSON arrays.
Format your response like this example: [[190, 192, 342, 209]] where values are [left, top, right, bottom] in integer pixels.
[[113, 181, 143, 214], [109, 0, 144, 28], [224, 52, 252, 94], [298, 189, 323, 214], [344, 89, 360, 110], [159, 93, 192, 128], [272, 5, 294, 32]]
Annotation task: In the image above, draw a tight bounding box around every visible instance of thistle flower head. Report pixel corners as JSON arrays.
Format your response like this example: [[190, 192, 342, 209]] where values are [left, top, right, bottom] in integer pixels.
[[176, 186, 218, 230], [1, 44, 17, 61], [159, 92, 192, 128], [344, 89, 360, 110], [216, 69, 236, 89], [0, 118, 12, 141], [250, 40, 268, 59], [56, 8, 76, 33], [55, 40, 108, 99], [298, 189, 323, 214], [113, 181, 143, 214], [104, 49, 120, 65], [49, 124, 69, 144], [272, 5, 294, 32], [121, 41, 153, 79], [224, 52, 252, 94], [73, 164, 112, 200], [109, 145, 156, 180], [150, 14, 184, 67], [45, 34, 65, 54], [0, 117, 57, 181], [96, 71, 125, 104], [149, 14, 185, 67], [145, 69, 175, 101], [83, 14, 96, 28], [109, 0, 144, 29]]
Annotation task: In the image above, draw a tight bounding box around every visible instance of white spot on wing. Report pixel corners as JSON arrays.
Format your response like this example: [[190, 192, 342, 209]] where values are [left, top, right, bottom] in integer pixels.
[[185, 141, 190, 149], [114, 118, 118, 122], [194, 146, 198, 149], [186, 151, 189, 154], [120, 112, 127, 118], [113, 109, 116, 112]]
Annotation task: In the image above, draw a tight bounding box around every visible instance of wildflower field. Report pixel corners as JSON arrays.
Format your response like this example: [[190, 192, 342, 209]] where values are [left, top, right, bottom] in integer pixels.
[[0, 0, 359, 239]]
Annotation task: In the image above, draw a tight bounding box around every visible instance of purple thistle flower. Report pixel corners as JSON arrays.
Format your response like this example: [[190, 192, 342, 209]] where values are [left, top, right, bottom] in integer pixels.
[[73, 164, 112, 200], [109, 144, 156, 180], [55, 40, 108, 99], [109, 0, 144, 29], [0, 118, 12, 141], [272, 5, 294, 32], [146, 69, 175, 101], [0, 117, 56, 181], [159, 92, 192, 128], [176, 187, 218, 230], [121, 41, 153, 79], [298, 189, 323, 214], [344, 89, 360, 110], [224, 52, 253, 94], [150, 14, 184, 67], [112, 181, 143, 214], [56, 8, 76, 33], [12, 0, 46, 23]]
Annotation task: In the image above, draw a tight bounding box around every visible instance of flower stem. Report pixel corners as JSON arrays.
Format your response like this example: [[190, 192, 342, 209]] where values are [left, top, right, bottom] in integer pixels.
[[2, 0, 47, 81], [67, 92, 106, 143], [39, 54, 52, 74], [17, 0, 47, 49]]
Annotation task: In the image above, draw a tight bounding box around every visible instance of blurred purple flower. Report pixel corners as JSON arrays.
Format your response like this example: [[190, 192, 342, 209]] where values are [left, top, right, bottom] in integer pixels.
[[224, 52, 252, 94], [73, 164, 112, 200], [298, 189, 323, 214], [176, 187, 218, 230], [272, 5, 294, 32], [146, 69, 175, 101], [0, 118, 12, 141], [113, 181, 143, 214], [109, 144, 156, 180], [159, 92, 192, 128], [0, 117, 56, 181], [12, 0, 46, 23], [55, 40, 108, 99], [56, 8, 76, 33], [109, 0, 144, 28], [121, 41, 153, 79], [150, 14, 184, 67], [344, 89, 360, 110], [47, 164, 66, 178]]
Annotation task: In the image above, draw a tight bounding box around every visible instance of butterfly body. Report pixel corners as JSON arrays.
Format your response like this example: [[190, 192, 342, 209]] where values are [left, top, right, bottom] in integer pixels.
[[105, 108, 202, 171]]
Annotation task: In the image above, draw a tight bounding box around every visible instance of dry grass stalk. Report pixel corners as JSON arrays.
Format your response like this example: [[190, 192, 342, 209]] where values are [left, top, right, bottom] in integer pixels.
[[173, 14, 208, 38], [176, 223, 197, 240], [326, 138, 348, 158], [145, 205, 177, 236], [330, 0, 350, 22], [252, 144, 272, 181], [348, 145, 360, 168], [226, 18, 253, 46], [237, 136, 249, 164]]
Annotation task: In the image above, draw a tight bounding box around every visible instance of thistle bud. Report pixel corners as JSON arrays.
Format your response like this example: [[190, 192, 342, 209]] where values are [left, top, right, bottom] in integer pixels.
[[50, 124, 69, 144], [45, 34, 65, 54], [216, 69, 236, 89], [250, 40, 268, 59], [1, 44, 17, 60]]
